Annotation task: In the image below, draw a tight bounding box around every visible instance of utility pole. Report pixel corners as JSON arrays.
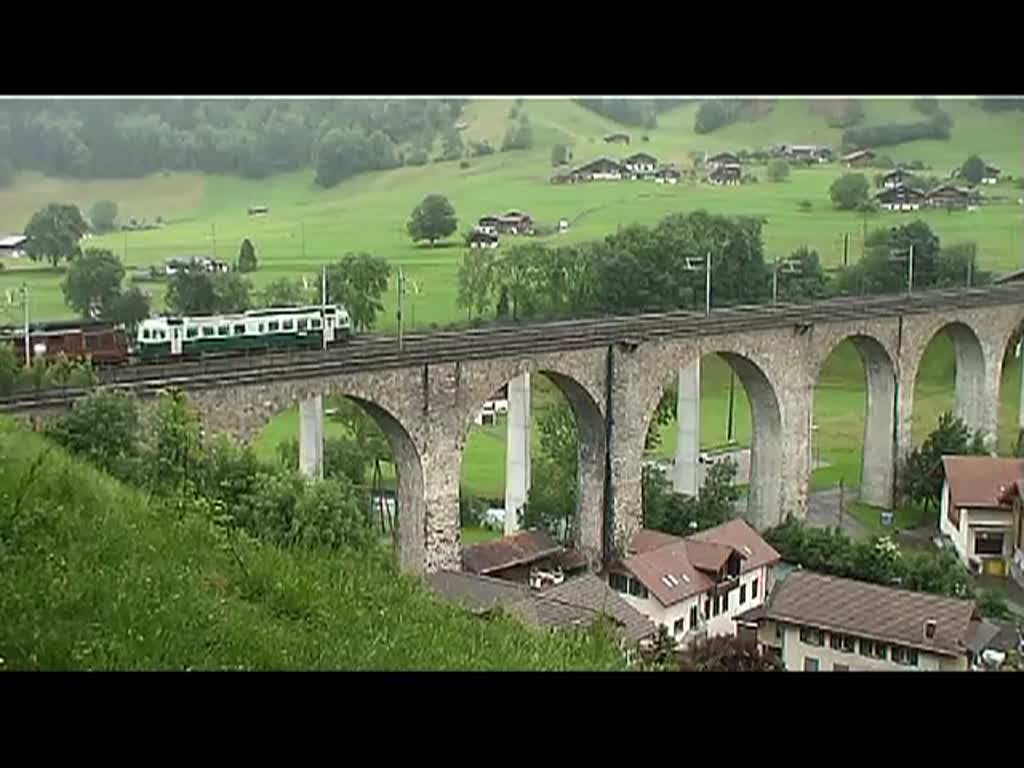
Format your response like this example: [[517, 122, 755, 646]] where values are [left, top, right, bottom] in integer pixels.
[[301, 222, 306, 261], [211, 223, 217, 261], [843, 233, 849, 267], [839, 477, 845, 531], [123, 229, 128, 263], [21, 282, 30, 366], [907, 243, 914, 294], [397, 267, 405, 352], [772, 254, 779, 305], [705, 250, 712, 315], [321, 265, 328, 351], [726, 370, 736, 443], [967, 246, 974, 288]]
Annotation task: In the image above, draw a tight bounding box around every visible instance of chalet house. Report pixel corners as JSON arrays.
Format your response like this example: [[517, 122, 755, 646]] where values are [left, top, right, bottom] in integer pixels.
[[882, 167, 916, 189], [653, 167, 681, 184], [706, 151, 740, 169], [841, 149, 875, 167], [468, 229, 499, 249], [477, 216, 500, 235], [163, 255, 229, 275], [426, 570, 656, 650], [574, 157, 626, 181], [875, 184, 925, 211], [604, 132, 631, 145], [496, 210, 533, 235], [785, 145, 833, 164], [735, 570, 1007, 671], [707, 164, 742, 186], [0, 234, 28, 259], [622, 152, 658, 176], [462, 529, 590, 588], [606, 520, 780, 648], [550, 168, 580, 185], [940, 456, 1024, 578], [983, 164, 1001, 184], [927, 183, 978, 210]]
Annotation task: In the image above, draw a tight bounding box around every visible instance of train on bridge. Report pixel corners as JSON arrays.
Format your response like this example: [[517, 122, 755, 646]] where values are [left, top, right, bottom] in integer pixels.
[[0, 304, 353, 366]]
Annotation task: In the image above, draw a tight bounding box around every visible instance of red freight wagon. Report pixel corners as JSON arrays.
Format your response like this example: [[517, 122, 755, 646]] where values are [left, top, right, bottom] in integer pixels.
[[0, 320, 130, 365]]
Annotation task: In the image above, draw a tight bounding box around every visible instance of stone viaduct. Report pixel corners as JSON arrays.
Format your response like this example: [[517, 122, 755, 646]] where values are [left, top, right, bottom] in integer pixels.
[[173, 301, 1024, 576]]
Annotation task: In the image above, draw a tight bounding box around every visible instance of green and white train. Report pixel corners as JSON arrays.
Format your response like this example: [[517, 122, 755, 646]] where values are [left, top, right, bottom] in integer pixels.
[[134, 304, 353, 360]]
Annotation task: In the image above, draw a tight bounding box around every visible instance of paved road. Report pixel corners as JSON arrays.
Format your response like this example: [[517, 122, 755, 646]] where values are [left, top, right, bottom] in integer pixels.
[[804, 488, 872, 542]]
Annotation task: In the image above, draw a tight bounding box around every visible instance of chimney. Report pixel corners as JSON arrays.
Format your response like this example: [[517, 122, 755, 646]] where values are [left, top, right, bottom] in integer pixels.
[[924, 620, 937, 640]]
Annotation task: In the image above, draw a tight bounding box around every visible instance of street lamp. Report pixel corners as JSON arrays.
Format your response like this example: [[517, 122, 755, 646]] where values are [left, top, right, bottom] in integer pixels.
[[889, 242, 915, 295], [683, 251, 712, 315]]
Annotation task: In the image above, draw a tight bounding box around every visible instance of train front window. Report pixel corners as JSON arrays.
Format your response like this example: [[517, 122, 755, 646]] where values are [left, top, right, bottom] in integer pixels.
[[143, 329, 151, 340]]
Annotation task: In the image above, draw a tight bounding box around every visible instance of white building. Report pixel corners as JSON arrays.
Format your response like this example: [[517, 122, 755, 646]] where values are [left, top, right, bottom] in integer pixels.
[[606, 520, 780, 647], [622, 152, 658, 177], [939, 455, 1024, 578], [0, 234, 28, 259]]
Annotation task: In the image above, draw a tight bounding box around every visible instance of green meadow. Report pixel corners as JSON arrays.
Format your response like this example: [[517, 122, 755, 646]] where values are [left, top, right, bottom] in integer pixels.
[[1, 98, 1022, 510]]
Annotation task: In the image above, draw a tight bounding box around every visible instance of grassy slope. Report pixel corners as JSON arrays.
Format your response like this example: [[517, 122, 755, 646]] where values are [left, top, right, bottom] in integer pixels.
[[0, 418, 624, 670]]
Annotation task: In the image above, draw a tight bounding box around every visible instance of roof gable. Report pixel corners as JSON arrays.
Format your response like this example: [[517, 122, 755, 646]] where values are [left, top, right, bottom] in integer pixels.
[[462, 530, 562, 574], [942, 455, 1024, 510]]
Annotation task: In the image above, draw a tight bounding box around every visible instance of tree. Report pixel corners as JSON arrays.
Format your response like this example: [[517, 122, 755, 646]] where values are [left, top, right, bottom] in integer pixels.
[[960, 154, 986, 185], [407, 194, 457, 246], [456, 247, 497, 321], [829, 173, 870, 210], [677, 635, 783, 672], [643, 458, 740, 536], [46, 391, 141, 477], [0, 343, 18, 395], [902, 411, 988, 512], [107, 286, 151, 331], [24, 203, 89, 268], [238, 238, 257, 273], [165, 269, 252, 315], [522, 399, 578, 543], [326, 252, 391, 332], [766, 159, 790, 182], [645, 386, 676, 451], [501, 115, 533, 151], [551, 144, 571, 166], [441, 130, 463, 161], [151, 389, 204, 494], [89, 200, 119, 233], [775, 246, 830, 302], [263, 278, 311, 307], [61, 248, 126, 319]]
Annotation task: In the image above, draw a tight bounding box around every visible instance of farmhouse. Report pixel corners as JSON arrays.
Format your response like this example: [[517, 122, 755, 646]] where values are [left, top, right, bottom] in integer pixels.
[[163, 255, 229, 275], [468, 229, 499, 249], [927, 183, 979, 210], [983, 164, 1002, 184], [939, 456, 1024, 579], [841, 149, 875, 167], [881, 167, 916, 189], [707, 164, 742, 185], [737, 570, 994, 672], [606, 520, 780, 648], [496, 210, 533, 235], [706, 151, 739, 168], [0, 234, 28, 259], [550, 168, 579, 185], [622, 152, 658, 176], [653, 166, 681, 184], [875, 184, 925, 211], [785, 145, 833, 164], [426, 570, 656, 649], [604, 132, 630, 145], [462, 529, 584, 588], [574, 156, 626, 181]]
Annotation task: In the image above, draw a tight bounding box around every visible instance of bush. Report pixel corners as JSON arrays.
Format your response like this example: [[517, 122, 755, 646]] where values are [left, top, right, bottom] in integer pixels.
[[798, 200, 813, 212], [766, 159, 790, 182], [459, 160, 470, 169], [830, 173, 870, 210], [469, 140, 494, 157], [406, 148, 429, 166]]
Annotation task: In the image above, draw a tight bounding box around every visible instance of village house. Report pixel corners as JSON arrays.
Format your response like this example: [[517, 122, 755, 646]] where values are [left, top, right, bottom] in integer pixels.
[[735, 570, 1010, 671], [468, 229, 499, 249], [496, 210, 534, 235], [841, 149, 875, 167], [927, 183, 979, 210], [705, 151, 740, 169], [476, 216, 499, 235], [653, 166, 681, 184], [622, 152, 658, 177], [462, 529, 591, 589], [707, 164, 742, 186], [605, 520, 780, 648], [784, 145, 833, 164], [940, 456, 1024, 578], [0, 234, 28, 259], [998, 480, 1024, 590], [875, 184, 926, 211], [573, 157, 626, 181], [982, 164, 1002, 184], [604, 132, 631, 145], [426, 570, 656, 651], [881, 167, 916, 189], [550, 168, 579, 185]]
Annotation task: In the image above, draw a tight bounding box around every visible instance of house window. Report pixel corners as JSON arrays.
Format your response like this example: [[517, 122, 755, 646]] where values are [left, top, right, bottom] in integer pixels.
[[712, 596, 720, 617], [860, 639, 888, 660], [721, 591, 729, 613], [829, 633, 856, 653], [975, 532, 1004, 556], [609, 572, 628, 593], [833, 663, 850, 672], [628, 578, 648, 599], [740, 583, 747, 604], [799, 626, 825, 647], [803, 657, 820, 672], [690, 605, 698, 627], [673, 618, 685, 636], [891, 646, 919, 667], [704, 599, 710, 620], [752, 577, 759, 599]]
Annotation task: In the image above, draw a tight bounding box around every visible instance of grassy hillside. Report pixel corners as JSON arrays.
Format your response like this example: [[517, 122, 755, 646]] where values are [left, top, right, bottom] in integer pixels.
[[0, 417, 624, 670], [1, 98, 1021, 326]]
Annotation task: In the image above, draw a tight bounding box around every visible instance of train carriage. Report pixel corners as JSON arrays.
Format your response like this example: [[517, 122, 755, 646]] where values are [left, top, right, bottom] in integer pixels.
[[135, 304, 353, 360], [0, 320, 130, 365]]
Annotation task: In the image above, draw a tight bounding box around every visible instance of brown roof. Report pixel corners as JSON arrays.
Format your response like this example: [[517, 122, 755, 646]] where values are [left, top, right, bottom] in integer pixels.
[[942, 455, 1024, 510], [628, 529, 682, 555], [689, 518, 781, 573], [622, 540, 715, 606], [425, 570, 529, 614], [760, 571, 977, 658], [462, 530, 563, 575], [684, 539, 734, 573]]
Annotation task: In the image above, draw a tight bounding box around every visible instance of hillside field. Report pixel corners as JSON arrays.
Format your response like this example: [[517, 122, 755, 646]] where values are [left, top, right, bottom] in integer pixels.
[[2, 97, 1022, 508]]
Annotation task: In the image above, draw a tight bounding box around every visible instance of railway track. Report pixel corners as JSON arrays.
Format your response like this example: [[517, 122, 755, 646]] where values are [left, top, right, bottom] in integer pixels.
[[3, 284, 1023, 411]]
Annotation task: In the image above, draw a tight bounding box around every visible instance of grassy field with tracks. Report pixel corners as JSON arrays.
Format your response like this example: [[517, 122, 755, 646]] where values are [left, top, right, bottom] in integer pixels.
[[1, 98, 1021, 511]]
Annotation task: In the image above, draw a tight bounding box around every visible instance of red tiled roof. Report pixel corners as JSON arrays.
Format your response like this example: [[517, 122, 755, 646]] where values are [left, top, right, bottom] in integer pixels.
[[622, 540, 716, 607], [942, 455, 1024, 510], [462, 530, 562, 575], [628, 529, 682, 555], [688, 518, 781, 574]]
